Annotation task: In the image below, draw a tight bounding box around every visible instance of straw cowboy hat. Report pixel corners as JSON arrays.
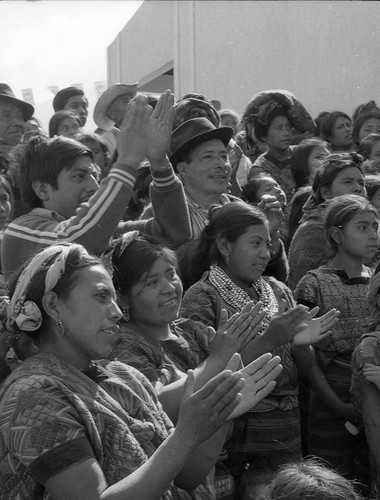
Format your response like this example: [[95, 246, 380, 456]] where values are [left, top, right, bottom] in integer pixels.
[[93, 83, 138, 130]]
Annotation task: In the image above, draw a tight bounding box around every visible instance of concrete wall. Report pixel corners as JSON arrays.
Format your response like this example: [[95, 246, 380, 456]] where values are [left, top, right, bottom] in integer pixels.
[[108, 1, 380, 118], [108, 1, 173, 87]]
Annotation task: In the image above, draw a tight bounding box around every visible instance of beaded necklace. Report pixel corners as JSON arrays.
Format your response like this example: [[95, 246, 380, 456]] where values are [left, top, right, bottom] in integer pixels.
[[209, 265, 278, 335]]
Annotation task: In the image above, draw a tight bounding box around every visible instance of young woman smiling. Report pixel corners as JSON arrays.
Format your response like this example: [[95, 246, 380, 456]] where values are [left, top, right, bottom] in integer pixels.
[[0, 242, 282, 500], [180, 201, 339, 499], [107, 232, 280, 499]]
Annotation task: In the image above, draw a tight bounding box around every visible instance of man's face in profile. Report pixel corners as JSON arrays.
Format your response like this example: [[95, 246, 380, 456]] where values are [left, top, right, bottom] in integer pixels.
[[0, 100, 25, 145]]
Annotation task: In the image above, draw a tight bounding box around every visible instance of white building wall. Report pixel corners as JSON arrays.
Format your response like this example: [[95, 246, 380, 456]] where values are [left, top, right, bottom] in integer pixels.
[[108, 1, 174, 87], [108, 1, 380, 117]]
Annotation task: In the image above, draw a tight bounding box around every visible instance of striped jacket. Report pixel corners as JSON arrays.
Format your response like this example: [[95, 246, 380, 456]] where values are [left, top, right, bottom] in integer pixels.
[[2, 163, 190, 281]]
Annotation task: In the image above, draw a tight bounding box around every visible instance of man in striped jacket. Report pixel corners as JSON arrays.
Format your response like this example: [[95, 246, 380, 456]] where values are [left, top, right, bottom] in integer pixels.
[[2, 91, 190, 282]]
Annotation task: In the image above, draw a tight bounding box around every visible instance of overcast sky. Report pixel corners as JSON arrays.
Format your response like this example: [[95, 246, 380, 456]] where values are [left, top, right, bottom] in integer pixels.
[[0, 0, 143, 129]]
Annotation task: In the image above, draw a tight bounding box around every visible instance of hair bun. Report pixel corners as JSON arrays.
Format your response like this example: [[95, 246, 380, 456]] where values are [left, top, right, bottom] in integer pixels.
[[349, 151, 364, 165]]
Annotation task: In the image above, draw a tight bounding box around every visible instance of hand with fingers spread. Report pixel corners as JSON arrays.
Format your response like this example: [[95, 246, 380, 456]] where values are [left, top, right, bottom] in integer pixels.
[[175, 368, 245, 447], [146, 90, 175, 166], [117, 95, 153, 165], [227, 352, 283, 419], [208, 301, 266, 360], [263, 304, 312, 348], [292, 307, 340, 346]]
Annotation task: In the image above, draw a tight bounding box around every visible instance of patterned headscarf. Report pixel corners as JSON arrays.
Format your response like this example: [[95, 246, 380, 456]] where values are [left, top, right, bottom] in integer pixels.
[[102, 230, 140, 277], [242, 89, 315, 133], [4, 243, 88, 333]]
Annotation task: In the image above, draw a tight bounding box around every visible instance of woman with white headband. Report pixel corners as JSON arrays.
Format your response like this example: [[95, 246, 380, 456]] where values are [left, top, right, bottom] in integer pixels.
[[0, 242, 283, 500]]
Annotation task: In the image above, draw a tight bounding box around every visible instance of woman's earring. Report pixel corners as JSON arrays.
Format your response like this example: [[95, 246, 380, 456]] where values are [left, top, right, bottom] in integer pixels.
[[56, 320, 65, 336], [225, 253, 230, 266], [122, 307, 130, 322]]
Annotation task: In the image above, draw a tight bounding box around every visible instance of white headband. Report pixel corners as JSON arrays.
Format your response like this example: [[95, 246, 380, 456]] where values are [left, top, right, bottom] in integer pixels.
[[6, 243, 88, 332]]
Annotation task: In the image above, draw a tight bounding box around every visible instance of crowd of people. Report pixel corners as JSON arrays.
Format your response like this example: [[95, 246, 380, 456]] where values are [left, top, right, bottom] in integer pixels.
[[0, 80, 379, 499]]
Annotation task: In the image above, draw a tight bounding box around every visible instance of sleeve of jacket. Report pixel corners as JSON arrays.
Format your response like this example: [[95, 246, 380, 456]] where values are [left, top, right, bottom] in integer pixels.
[[122, 166, 191, 249]]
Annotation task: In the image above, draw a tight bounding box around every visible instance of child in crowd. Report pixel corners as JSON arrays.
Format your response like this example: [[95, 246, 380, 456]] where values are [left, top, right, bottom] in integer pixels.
[[261, 459, 364, 500], [294, 194, 379, 495], [284, 138, 330, 249], [245, 90, 315, 201], [48, 110, 82, 139], [358, 133, 380, 174], [219, 109, 240, 137], [320, 111, 354, 152], [290, 138, 330, 191], [241, 174, 286, 210], [352, 101, 380, 148], [77, 133, 111, 179], [288, 152, 366, 290], [352, 264, 380, 499], [248, 107, 294, 200]]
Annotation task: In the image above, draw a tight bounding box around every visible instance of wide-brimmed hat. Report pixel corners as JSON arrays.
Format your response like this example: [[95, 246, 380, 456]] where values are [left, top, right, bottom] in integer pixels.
[[53, 87, 85, 112], [169, 117, 234, 170], [0, 83, 34, 121], [93, 83, 138, 130]]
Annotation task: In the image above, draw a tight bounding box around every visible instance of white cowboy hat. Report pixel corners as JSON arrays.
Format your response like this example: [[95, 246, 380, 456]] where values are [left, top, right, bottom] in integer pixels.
[[93, 83, 138, 130]]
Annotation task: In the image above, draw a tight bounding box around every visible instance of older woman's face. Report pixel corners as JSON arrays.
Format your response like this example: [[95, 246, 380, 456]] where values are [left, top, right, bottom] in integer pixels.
[[56, 265, 122, 369], [128, 256, 183, 329], [322, 166, 366, 200]]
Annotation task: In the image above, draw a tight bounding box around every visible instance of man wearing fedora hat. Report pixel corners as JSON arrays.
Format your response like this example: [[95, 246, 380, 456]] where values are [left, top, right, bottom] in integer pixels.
[[0, 83, 34, 172], [169, 117, 235, 238], [161, 117, 287, 285]]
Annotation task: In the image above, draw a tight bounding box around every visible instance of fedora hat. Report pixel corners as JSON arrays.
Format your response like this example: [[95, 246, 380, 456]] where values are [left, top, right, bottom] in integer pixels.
[[0, 83, 34, 121], [169, 117, 233, 170], [93, 83, 138, 130]]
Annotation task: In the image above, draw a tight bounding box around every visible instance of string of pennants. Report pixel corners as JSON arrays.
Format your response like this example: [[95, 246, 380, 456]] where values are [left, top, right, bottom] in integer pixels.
[[20, 81, 107, 106]]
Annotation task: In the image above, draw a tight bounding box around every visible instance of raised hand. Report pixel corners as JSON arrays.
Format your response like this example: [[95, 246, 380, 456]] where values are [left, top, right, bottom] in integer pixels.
[[227, 352, 283, 419], [263, 304, 312, 348], [257, 194, 284, 235], [292, 307, 340, 346], [116, 95, 153, 166], [228, 141, 243, 180], [175, 368, 244, 446], [146, 90, 175, 165], [209, 302, 265, 359]]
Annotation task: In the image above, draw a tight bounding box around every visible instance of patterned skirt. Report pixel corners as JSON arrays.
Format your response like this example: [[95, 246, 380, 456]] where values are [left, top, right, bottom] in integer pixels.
[[308, 361, 370, 492], [225, 406, 302, 478]]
